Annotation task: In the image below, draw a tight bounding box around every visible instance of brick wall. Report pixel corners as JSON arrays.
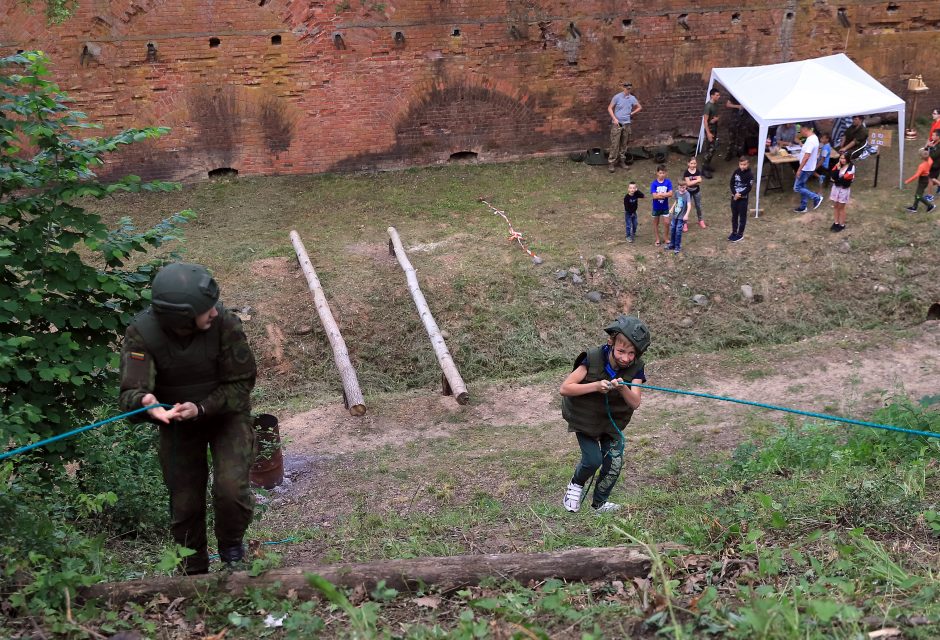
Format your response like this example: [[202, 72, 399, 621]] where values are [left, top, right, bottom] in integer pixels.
[[1, 0, 938, 180]]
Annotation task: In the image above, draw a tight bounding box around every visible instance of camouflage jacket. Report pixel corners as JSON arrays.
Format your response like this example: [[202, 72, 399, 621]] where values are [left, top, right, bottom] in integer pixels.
[[119, 307, 256, 421]]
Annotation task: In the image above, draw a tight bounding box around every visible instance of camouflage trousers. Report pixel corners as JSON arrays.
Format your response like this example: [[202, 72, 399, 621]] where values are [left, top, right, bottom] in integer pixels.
[[571, 431, 624, 508], [608, 122, 633, 164], [702, 132, 720, 169], [158, 412, 255, 573]]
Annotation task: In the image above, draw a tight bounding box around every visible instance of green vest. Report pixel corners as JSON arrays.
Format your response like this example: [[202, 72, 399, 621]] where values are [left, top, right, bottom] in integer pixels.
[[131, 305, 222, 404], [561, 346, 645, 438]]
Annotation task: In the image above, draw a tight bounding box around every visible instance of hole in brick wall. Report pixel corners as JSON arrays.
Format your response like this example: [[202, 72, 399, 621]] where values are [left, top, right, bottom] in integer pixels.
[[677, 13, 690, 30], [258, 0, 268, 5], [80, 44, 90, 66], [271, 35, 282, 45], [394, 31, 405, 45], [621, 18, 632, 27], [452, 28, 461, 36], [886, 2, 899, 12], [16, 49, 23, 54], [509, 25, 523, 39], [333, 33, 346, 49], [448, 151, 477, 162], [209, 37, 221, 48], [568, 22, 581, 38], [731, 12, 741, 24], [785, 11, 794, 19], [837, 7, 850, 27], [208, 167, 238, 179], [146, 42, 157, 62]]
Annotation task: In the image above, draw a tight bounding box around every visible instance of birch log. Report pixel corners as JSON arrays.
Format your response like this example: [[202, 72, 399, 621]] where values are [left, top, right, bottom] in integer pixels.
[[82, 545, 651, 604], [387, 226, 469, 404], [290, 230, 366, 416]]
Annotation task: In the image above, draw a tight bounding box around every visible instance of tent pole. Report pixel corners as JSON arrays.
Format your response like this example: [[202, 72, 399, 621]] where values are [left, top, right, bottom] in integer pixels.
[[754, 123, 770, 217]]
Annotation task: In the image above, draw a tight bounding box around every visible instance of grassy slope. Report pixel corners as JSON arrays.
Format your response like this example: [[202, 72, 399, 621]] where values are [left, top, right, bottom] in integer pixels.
[[51, 140, 940, 638]]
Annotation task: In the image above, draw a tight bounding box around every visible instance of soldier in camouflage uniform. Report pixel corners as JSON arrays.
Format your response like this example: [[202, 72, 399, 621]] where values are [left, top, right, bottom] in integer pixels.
[[119, 262, 257, 574]]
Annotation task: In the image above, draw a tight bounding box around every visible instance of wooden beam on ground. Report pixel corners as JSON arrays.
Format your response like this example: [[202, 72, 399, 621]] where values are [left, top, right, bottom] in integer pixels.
[[81, 545, 651, 604], [387, 226, 469, 405], [289, 230, 366, 416]]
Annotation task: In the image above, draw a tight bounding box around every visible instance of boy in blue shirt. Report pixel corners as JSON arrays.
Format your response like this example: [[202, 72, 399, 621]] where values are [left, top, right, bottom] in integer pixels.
[[649, 165, 673, 246]]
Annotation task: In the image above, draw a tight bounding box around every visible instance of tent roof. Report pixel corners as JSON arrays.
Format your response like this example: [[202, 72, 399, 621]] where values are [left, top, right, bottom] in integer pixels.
[[712, 53, 904, 125]]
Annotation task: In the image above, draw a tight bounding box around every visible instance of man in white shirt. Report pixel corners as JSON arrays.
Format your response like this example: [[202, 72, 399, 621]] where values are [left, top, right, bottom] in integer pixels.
[[793, 123, 823, 213]]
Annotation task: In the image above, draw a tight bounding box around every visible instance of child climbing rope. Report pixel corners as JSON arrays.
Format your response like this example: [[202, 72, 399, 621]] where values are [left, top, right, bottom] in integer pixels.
[[559, 315, 651, 513]]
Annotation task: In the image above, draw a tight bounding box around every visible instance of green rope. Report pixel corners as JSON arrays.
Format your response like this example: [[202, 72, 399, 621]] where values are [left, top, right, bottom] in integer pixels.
[[615, 381, 940, 440], [0, 404, 174, 462]]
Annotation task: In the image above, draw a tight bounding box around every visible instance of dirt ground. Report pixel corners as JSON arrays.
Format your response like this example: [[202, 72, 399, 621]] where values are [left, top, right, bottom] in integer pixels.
[[258, 319, 940, 564]]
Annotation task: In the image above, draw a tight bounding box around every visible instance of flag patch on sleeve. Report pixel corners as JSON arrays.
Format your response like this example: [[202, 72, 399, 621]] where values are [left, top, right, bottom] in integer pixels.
[[129, 352, 146, 361]]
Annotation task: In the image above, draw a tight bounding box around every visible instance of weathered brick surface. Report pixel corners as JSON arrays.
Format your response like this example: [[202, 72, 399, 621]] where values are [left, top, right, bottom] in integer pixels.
[[1, 0, 937, 180]]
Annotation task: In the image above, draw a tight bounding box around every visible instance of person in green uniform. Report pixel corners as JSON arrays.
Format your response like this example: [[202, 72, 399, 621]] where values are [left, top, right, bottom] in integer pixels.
[[701, 88, 722, 178], [560, 316, 651, 514], [119, 262, 257, 574]]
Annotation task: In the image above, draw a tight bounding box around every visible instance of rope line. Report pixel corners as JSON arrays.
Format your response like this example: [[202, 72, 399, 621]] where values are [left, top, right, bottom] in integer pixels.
[[0, 404, 173, 462], [616, 382, 939, 440], [479, 199, 541, 260]]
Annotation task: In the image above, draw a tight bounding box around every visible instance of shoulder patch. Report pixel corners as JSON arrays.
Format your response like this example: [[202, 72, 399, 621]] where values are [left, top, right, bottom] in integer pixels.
[[129, 352, 146, 361]]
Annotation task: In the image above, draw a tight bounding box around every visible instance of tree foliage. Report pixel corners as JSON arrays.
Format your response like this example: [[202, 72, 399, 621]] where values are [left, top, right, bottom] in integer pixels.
[[19, 0, 76, 23], [0, 51, 193, 464]]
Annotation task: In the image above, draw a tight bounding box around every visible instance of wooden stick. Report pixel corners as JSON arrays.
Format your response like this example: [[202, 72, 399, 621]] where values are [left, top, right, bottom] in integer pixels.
[[81, 545, 651, 604], [289, 231, 366, 416], [387, 227, 469, 404]]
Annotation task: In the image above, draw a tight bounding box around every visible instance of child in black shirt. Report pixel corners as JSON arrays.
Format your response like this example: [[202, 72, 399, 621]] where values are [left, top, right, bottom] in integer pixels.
[[622, 182, 645, 243], [729, 157, 754, 242]]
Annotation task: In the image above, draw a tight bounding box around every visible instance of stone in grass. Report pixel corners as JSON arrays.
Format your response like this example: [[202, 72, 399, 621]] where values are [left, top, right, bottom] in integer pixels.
[[594, 254, 606, 269], [692, 294, 708, 306], [555, 270, 568, 280], [679, 317, 693, 328], [586, 291, 603, 303], [571, 274, 584, 285], [838, 241, 851, 254], [740, 284, 754, 302], [532, 255, 544, 265], [568, 267, 582, 276]]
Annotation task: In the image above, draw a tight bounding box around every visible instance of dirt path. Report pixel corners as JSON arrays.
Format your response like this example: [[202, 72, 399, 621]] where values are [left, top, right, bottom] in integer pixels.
[[277, 320, 940, 459]]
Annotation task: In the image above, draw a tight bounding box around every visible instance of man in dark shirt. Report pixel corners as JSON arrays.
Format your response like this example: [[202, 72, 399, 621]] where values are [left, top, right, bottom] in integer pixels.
[[838, 115, 869, 160]]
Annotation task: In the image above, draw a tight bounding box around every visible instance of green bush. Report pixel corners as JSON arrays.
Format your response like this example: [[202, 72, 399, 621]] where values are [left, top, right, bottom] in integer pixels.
[[0, 51, 192, 468]]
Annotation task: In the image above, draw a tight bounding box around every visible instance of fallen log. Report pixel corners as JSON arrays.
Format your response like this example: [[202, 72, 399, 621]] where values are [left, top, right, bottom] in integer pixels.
[[82, 545, 650, 605], [387, 226, 469, 404], [290, 230, 366, 416]]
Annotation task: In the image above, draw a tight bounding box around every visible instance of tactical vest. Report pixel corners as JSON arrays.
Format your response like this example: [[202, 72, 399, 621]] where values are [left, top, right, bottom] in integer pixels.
[[131, 305, 222, 404], [561, 345, 645, 438]]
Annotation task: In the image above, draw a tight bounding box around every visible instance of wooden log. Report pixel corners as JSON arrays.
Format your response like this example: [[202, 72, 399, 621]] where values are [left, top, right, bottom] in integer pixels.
[[289, 231, 366, 416], [387, 226, 470, 404], [82, 545, 651, 604]]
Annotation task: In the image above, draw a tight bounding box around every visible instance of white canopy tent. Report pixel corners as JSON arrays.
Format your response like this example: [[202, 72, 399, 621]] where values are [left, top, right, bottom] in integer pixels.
[[696, 54, 905, 215]]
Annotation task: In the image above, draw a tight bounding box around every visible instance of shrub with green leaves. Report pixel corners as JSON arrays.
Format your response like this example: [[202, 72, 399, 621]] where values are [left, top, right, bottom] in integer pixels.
[[0, 51, 193, 465]]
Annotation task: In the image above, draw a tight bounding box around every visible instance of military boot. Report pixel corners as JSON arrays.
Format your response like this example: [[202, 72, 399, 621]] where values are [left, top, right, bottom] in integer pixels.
[[219, 544, 246, 571]]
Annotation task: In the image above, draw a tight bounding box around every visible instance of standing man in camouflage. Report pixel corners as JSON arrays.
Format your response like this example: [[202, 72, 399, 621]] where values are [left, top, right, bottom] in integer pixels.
[[119, 262, 257, 575], [701, 88, 722, 178], [607, 82, 642, 173]]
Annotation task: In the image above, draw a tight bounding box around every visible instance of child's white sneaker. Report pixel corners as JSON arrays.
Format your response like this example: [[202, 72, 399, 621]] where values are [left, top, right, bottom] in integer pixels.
[[593, 502, 622, 514], [563, 482, 583, 512]]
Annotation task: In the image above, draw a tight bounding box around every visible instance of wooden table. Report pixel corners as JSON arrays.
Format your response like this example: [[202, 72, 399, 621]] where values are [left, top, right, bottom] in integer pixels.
[[763, 151, 799, 195]]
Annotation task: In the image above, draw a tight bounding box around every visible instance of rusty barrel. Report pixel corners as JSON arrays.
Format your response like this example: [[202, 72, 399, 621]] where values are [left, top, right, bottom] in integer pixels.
[[250, 413, 284, 490]]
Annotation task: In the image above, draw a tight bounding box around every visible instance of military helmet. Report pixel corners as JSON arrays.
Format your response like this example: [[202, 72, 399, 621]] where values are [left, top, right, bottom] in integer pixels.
[[604, 315, 651, 354], [150, 262, 219, 325]]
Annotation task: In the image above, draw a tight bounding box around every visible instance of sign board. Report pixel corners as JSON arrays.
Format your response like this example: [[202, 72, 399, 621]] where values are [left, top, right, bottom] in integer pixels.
[[868, 127, 892, 148]]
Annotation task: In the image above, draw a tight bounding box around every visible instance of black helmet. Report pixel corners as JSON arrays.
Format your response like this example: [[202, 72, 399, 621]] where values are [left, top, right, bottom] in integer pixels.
[[604, 315, 651, 354], [150, 262, 219, 329]]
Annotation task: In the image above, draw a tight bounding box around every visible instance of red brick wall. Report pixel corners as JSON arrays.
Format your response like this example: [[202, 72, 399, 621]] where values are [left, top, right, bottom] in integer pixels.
[[2, 0, 938, 180]]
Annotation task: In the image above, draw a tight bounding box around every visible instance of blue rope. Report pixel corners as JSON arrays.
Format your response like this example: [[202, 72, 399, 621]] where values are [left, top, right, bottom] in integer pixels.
[[616, 382, 940, 440], [0, 404, 174, 462]]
